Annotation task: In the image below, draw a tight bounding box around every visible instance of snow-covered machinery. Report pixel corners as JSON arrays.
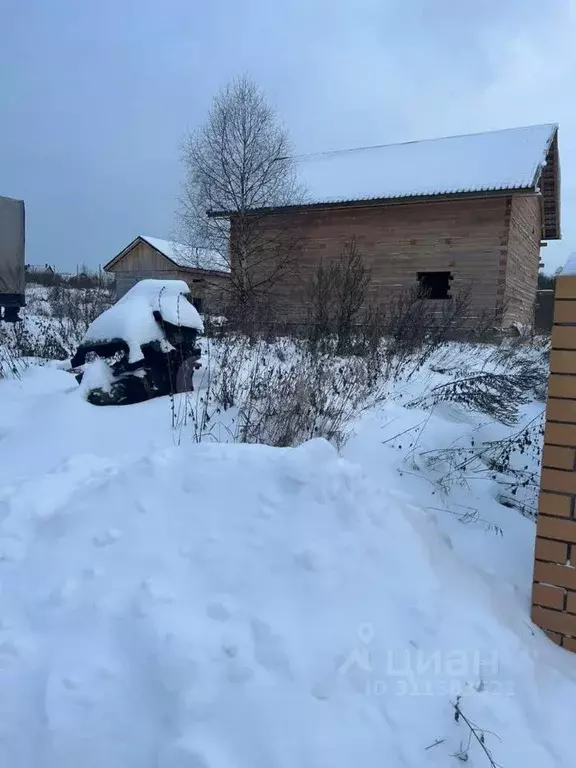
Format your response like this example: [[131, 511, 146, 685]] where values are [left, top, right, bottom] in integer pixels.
[[71, 279, 203, 406], [0, 195, 25, 322]]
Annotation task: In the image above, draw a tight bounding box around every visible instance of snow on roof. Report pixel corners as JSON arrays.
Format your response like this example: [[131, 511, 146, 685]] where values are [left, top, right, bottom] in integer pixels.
[[292, 124, 558, 206], [82, 279, 203, 363], [562, 252, 576, 276], [141, 236, 229, 273]]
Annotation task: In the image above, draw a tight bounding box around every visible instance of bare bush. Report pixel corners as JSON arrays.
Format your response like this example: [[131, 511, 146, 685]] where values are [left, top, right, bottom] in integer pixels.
[[362, 285, 476, 382], [174, 280, 489, 448], [306, 250, 478, 376], [39, 284, 114, 356], [2, 283, 114, 364], [9, 318, 69, 359], [409, 370, 534, 426], [50, 284, 113, 331], [0, 326, 27, 378], [50, 285, 114, 356], [236, 348, 375, 447], [486, 336, 549, 401], [452, 696, 502, 767], [307, 237, 370, 355], [175, 334, 387, 448], [211, 333, 252, 409], [421, 412, 544, 519]]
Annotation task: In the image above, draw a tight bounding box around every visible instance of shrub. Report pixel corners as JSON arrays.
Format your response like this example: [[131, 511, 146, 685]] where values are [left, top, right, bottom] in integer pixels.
[[307, 237, 370, 355], [175, 334, 388, 447]]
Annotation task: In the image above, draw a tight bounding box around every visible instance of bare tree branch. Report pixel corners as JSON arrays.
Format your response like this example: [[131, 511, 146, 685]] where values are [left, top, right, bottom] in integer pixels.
[[177, 76, 303, 329]]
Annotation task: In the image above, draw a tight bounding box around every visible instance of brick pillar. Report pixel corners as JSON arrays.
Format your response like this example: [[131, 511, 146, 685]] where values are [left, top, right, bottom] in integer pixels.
[[532, 261, 576, 651]]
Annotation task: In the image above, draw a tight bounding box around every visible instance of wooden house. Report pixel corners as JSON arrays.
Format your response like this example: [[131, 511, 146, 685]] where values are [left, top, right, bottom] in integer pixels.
[[219, 124, 560, 327], [103, 235, 229, 313]]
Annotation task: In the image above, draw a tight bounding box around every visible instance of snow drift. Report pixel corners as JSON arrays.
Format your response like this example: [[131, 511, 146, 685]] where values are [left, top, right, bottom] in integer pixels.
[[0, 365, 575, 767]]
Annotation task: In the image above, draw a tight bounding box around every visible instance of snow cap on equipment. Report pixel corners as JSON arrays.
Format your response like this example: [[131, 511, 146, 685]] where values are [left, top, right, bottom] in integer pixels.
[[81, 279, 204, 364]]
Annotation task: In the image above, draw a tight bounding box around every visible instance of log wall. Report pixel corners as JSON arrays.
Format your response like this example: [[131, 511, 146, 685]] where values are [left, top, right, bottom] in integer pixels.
[[252, 195, 524, 323], [504, 194, 542, 326]]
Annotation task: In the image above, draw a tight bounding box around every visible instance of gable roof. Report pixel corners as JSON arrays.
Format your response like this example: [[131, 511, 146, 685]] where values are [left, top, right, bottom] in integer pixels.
[[213, 124, 560, 239], [294, 124, 558, 204], [104, 236, 229, 273], [139, 236, 228, 272]]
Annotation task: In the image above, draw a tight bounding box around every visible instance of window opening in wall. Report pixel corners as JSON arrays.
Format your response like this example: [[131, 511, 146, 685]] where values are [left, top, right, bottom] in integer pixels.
[[417, 271, 452, 300], [192, 297, 203, 313]]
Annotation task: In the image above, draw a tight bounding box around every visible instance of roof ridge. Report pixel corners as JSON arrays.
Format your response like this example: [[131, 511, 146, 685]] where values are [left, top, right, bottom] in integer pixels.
[[141, 236, 214, 249], [294, 123, 558, 161], [141, 235, 183, 246]]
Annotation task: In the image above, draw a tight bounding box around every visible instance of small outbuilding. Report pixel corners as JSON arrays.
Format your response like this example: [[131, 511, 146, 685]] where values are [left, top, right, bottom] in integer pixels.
[[103, 235, 229, 313]]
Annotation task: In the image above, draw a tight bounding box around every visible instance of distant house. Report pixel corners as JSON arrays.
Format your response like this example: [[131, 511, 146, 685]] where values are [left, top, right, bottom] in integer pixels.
[[103, 235, 229, 312], [217, 123, 560, 327], [25, 263, 55, 275]]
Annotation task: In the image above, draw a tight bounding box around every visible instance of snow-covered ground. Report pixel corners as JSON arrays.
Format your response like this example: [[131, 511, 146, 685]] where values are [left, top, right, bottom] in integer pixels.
[[0, 335, 575, 767]]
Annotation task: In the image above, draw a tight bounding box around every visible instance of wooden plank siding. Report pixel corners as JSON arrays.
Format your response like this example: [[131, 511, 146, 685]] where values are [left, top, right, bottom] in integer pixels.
[[111, 240, 171, 272], [504, 194, 542, 326], [106, 241, 229, 312], [252, 195, 512, 323]]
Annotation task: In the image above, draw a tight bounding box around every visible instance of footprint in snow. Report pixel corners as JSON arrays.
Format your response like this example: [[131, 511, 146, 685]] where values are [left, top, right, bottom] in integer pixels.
[[293, 548, 320, 572], [226, 659, 253, 685], [205, 601, 231, 622], [92, 528, 121, 547], [250, 618, 291, 677]]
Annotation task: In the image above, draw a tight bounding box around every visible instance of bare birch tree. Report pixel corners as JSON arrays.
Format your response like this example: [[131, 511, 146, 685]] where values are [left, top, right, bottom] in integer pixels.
[[178, 76, 302, 325]]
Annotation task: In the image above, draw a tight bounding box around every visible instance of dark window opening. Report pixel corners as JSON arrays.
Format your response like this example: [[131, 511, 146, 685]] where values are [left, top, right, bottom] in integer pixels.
[[192, 297, 204, 313], [417, 271, 452, 300]]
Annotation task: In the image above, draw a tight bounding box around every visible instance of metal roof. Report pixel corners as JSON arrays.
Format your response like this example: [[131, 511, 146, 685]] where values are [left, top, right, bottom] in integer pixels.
[[140, 236, 229, 273], [293, 124, 558, 205]]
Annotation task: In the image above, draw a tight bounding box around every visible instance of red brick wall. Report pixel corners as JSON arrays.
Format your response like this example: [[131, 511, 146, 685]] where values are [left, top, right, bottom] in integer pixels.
[[532, 274, 576, 651]]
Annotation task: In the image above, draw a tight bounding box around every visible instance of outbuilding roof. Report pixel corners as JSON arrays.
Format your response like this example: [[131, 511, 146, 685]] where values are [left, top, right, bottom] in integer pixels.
[[104, 236, 229, 274], [139, 236, 228, 272]]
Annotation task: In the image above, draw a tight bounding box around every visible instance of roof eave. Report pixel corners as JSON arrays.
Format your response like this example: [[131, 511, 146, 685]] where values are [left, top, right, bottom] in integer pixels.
[[104, 236, 185, 272], [536, 128, 561, 241], [209, 186, 537, 218], [176, 264, 230, 277], [104, 236, 229, 274], [103, 236, 144, 271]]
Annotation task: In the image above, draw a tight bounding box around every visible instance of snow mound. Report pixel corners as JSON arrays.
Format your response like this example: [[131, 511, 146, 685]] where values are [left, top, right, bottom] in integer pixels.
[[0, 366, 575, 768], [81, 279, 203, 364], [1, 357, 576, 767]]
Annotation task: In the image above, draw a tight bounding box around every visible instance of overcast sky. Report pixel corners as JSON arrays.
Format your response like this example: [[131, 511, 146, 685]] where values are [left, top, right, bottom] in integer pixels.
[[1, 0, 574, 272]]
